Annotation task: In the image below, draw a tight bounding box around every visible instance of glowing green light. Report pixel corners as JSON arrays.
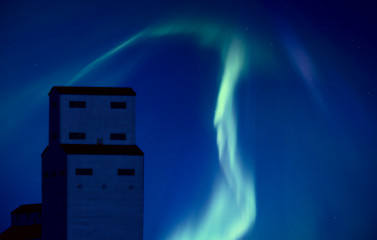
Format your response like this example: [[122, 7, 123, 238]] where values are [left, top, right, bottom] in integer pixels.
[[70, 18, 257, 240]]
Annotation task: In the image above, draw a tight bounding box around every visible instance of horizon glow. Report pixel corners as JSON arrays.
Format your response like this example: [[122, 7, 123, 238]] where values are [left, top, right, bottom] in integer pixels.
[[70, 18, 257, 240]]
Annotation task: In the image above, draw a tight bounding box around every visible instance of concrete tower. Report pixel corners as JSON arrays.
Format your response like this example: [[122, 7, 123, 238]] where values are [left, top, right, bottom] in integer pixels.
[[42, 87, 144, 240]]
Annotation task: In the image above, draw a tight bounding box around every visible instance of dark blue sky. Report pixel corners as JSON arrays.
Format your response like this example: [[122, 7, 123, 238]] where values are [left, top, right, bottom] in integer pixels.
[[1, 1, 376, 239]]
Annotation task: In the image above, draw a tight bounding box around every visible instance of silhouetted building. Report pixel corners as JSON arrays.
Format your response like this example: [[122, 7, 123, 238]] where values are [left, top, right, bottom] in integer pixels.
[[42, 87, 144, 239], [0, 203, 42, 240]]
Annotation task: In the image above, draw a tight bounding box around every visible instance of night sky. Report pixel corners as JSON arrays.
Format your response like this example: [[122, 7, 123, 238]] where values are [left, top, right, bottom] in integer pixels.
[[1, 1, 377, 239]]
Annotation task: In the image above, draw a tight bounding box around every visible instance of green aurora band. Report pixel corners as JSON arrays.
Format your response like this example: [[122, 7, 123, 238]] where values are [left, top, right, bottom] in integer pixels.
[[70, 19, 257, 240]]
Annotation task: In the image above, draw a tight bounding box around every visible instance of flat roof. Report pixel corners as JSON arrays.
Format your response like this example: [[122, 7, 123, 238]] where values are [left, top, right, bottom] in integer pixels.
[[60, 144, 144, 155], [11, 204, 41, 215], [49, 86, 136, 96]]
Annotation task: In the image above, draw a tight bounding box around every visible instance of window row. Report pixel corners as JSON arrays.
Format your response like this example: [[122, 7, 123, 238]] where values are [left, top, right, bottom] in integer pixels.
[[69, 132, 126, 140], [69, 101, 127, 109], [43, 168, 135, 177], [76, 168, 135, 176], [44, 170, 66, 178], [76, 184, 135, 190], [14, 213, 41, 220]]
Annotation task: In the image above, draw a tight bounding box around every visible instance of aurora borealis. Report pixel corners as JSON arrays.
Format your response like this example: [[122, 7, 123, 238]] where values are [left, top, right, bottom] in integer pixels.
[[69, 19, 256, 239], [1, 1, 377, 239]]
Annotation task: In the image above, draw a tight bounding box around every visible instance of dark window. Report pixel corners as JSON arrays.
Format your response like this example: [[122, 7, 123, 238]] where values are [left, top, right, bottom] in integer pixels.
[[69, 101, 86, 108], [111, 102, 126, 109], [118, 169, 135, 176], [69, 132, 86, 139], [51, 171, 56, 177], [76, 168, 93, 175], [51, 101, 57, 108], [110, 133, 126, 140]]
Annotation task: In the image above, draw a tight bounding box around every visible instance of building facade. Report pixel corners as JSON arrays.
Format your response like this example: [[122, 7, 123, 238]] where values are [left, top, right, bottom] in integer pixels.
[[42, 87, 144, 240]]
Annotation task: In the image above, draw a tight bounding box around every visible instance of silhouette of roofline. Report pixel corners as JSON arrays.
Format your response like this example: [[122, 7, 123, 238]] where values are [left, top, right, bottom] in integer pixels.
[[49, 86, 136, 96], [42, 144, 144, 156], [11, 204, 42, 214]]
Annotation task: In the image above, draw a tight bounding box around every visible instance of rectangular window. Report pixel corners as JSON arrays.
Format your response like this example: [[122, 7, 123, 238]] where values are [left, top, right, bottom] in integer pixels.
[[69, 101, 86, 108], [69, 132, 86, 139], [118, 169, 135, 176], [111, 102, 126, 109], [76, 168, 93, 175], [110, 133, 126, 140]]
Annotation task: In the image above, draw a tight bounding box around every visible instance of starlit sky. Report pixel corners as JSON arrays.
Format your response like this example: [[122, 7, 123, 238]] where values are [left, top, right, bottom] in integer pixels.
[[0, 1, 376, 239]]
